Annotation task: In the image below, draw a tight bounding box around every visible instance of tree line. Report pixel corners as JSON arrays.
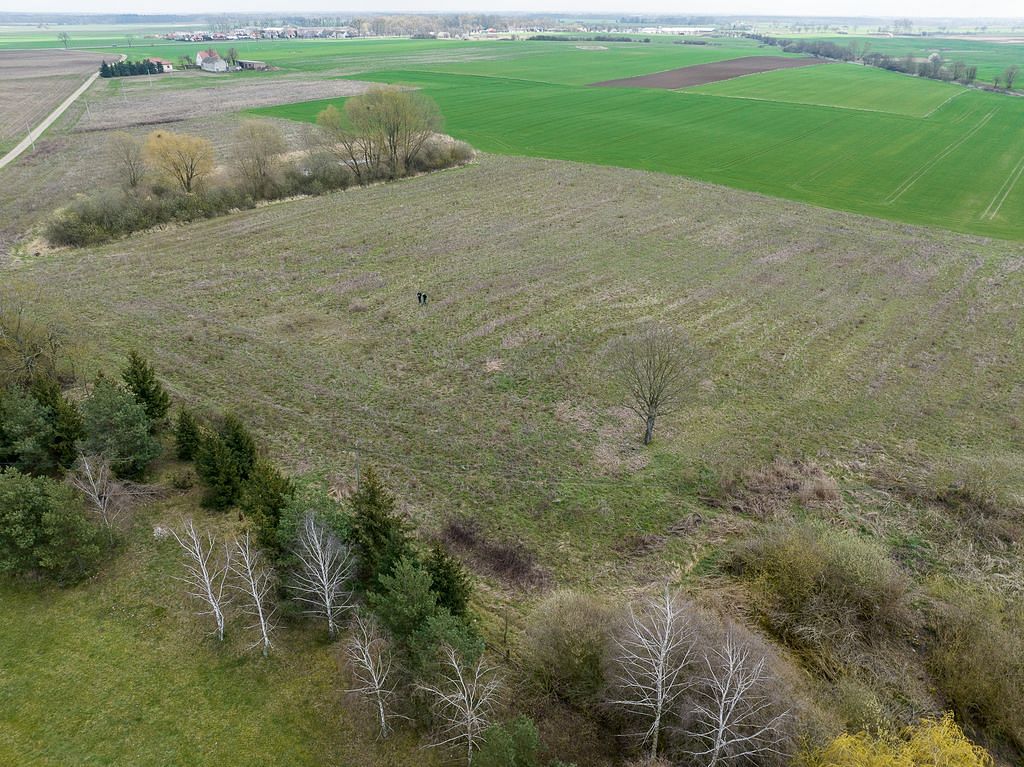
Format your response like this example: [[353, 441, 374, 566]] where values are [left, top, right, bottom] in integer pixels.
[[747, 34, 1021, 89], [45, 88, 474, 248], [99, 59, 166, 78]]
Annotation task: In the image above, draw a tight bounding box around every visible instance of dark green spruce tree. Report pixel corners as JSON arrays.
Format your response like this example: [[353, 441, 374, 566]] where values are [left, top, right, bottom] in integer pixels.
[[121, 351, 170, 425], [173, 408, 201, 460], [349, 467, 412, 588]]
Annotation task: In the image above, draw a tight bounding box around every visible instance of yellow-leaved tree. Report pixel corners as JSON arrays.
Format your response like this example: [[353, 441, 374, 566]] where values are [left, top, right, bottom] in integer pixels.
[[143, 130, 214, 193]]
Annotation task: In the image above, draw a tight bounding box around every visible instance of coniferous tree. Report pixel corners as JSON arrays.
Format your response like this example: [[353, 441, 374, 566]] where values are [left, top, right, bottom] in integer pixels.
[[424, 543, 472, 617], [194, 431, 241, 510], [100, 61, 111, 77], [174, 408, 201, 460], [349, 467, 411, 587], [239, 460, 294, 553], [121, 351, 170, 425], [29, 375, 83, 469], [221, 414, 257, 481]]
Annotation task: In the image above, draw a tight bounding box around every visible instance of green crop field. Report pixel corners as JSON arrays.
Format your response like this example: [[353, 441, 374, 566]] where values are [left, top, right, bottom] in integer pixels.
[[688, 62, 960, 116], [254, 59, 1024, 240]]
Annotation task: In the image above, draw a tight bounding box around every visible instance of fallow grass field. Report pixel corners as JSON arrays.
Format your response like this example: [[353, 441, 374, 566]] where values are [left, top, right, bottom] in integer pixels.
[[4, 157, 1024, 765]]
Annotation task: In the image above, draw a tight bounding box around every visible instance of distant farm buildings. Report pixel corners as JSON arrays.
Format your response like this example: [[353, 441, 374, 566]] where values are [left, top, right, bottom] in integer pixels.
[[151, 58, 175, 72], [196, 49, 228, 72], [237, 59, 269, 71]]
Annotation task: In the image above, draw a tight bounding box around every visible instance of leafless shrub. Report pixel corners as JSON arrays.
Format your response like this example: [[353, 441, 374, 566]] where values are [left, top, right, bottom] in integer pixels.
[[346, 611, 400, 738], [726, 521, 911, 680], [522, 590, 613, 709], [442, 516, 545, 586], [290, 511, 355, 639], [67, 453, 160, 530], [171, 518, 231, 641], [418, 645, 502, 767], [231, 531, 277, 656]]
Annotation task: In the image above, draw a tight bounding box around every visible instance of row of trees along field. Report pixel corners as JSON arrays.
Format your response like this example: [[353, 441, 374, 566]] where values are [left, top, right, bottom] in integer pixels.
[[99, 59, 166, 78], [45, 88, 474, 247], [2, 299, 1020, 766], [748, 34, 1021, 88]]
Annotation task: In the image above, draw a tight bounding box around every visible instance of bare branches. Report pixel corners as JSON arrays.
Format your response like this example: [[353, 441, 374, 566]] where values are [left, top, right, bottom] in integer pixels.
[[619, 324, 689, 445], [231, 531, 277, 656], [609, 587, 700, 758], [171, 518, 231, 641], [683, 631, 789, 767], [0, 298, 68, 386], [346, 611, 399, 738], [109, 131, 145, 188], [418, 646, 502, 767], [67, 453, 159, 530], [290, 512, 355, 639]]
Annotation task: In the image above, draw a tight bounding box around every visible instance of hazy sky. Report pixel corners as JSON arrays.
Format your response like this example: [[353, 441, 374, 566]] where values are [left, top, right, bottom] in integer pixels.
[[18, 0, 1024, 19]]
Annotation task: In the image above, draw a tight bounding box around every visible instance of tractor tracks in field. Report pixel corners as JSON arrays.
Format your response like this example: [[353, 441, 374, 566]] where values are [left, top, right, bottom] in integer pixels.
[[981, 152, 1024, 221], [884, 109, 997, 204]]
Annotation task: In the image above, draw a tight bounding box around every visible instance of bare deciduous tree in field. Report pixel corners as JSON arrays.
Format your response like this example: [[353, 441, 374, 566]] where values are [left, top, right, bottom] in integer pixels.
[[143, 129, 214, 194], [419, 646, 502, 767], [172, 518, 231, 641], [346, 611, 399, 738], [683, 632, 789, 767], [232, 531, 277, 656], [609, 587, 700, 759], [57, 32, 70, 49], [67, 453, 158, 531], [109, 132, 145, 189], [231, 121, 287, 198], [620, 324, 689, 445], [1005, 65, 1020, 90], [290, 512, 355, 640]]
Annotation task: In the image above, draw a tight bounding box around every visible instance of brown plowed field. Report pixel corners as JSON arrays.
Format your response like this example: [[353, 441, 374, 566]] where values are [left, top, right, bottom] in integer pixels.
[[590, 55, 829, 89]]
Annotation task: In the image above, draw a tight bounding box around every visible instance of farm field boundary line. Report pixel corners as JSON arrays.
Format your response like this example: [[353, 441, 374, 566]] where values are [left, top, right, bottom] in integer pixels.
[[884, 108, 997, 203]]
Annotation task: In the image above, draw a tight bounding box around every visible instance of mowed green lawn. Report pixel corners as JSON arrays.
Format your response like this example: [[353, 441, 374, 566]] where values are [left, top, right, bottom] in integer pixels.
[[255, 63, 1024, 239]]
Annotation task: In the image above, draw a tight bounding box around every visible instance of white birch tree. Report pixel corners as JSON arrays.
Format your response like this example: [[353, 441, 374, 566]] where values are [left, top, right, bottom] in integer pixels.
[[171, 518, 231, 641], [346, 611, 398, 738], [291, 512, 355, 639], [231, 531, 276, 657], [68, 453, 159, 531], [418, 646, 502, 767], [609, 587, 699, 758], [683, 632, 789, 767]]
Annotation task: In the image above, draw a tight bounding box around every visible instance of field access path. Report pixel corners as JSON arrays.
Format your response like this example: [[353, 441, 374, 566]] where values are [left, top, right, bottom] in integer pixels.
[[0, 55, 122, 172]]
